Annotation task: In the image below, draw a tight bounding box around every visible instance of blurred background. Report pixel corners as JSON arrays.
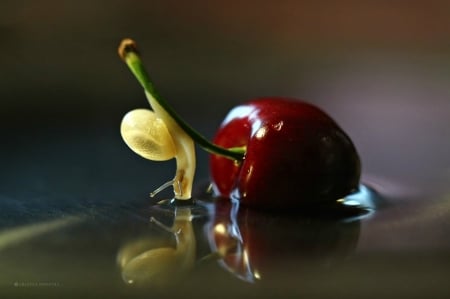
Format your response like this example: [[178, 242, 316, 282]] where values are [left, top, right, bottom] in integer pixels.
[[2, 0, 450, 193], [1, 0, 450, 297]]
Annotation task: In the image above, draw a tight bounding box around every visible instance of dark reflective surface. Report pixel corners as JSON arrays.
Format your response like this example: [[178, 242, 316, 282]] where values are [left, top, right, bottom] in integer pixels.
[[3, 141, 450, 298], [115, 189, 372, 289], [2, 129, 450, 299]]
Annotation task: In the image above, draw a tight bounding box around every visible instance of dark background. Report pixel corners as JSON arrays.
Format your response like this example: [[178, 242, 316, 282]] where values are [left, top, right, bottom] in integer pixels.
[[1, 1, 450, 297], [2, 0, 450, 193]]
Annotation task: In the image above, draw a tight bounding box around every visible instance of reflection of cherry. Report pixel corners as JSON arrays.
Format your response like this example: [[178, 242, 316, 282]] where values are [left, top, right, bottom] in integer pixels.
[[210, 200, 361, 282], [210, 98, 361, 209]]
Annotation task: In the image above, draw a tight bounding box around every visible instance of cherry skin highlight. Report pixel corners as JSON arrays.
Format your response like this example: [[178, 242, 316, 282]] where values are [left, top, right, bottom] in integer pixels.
[[210, 97, 361, 210]]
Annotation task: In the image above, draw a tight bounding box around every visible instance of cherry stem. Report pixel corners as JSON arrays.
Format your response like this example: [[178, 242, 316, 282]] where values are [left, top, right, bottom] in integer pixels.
[[118, 39, 245, 162]]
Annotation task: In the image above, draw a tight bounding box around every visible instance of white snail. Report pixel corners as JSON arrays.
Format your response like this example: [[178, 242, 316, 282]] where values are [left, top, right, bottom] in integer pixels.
[[119, 39, 198, 200], [120, 109, 176, 161], [119, 91, 195, 200], [119, 39, 244, 201]]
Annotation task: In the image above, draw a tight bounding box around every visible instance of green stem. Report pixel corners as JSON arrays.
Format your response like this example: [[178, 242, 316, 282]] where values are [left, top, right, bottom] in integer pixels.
[[119, 39, 245, 162]]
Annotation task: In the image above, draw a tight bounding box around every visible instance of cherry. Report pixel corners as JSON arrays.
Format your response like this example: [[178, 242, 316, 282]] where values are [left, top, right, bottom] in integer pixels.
[[210, 98, 361, 209]]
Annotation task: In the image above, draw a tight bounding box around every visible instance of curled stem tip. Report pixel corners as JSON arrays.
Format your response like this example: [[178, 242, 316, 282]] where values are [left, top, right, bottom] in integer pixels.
[[118, 38, 139, 61]]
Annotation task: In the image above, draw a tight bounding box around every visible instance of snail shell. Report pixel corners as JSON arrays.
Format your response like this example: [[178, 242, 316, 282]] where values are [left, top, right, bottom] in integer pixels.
[[120, 109, 176, 161]]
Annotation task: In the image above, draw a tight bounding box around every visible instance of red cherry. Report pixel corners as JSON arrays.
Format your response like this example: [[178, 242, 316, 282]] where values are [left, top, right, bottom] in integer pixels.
[[210, 97, 361, 209]]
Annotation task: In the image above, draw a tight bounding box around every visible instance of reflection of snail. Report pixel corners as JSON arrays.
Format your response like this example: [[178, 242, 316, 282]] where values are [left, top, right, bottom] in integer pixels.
[[209, 199, 362, 283], [117, 208, 195, 287]]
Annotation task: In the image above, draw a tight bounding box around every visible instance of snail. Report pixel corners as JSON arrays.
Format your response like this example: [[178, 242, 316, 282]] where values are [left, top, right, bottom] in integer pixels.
[[118, 39, 243, 201]]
